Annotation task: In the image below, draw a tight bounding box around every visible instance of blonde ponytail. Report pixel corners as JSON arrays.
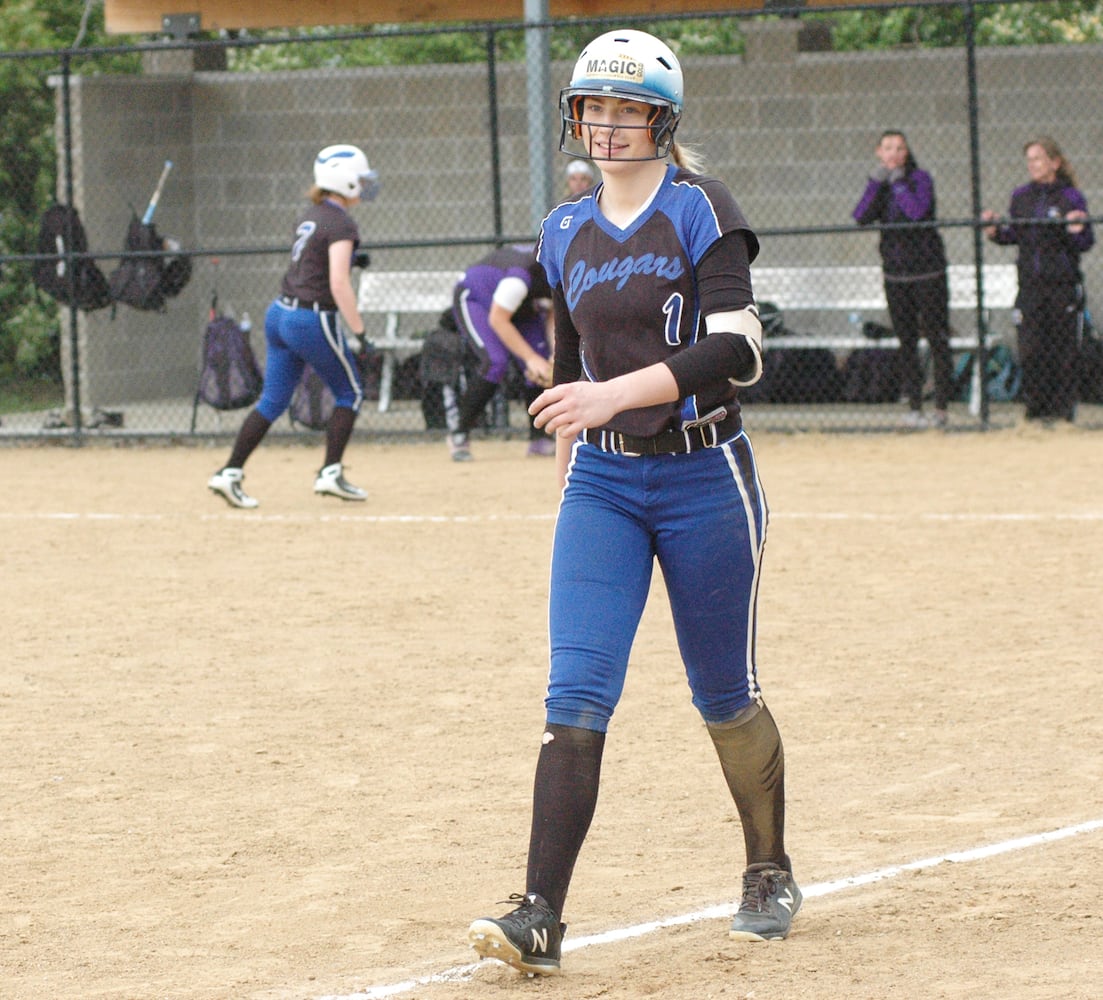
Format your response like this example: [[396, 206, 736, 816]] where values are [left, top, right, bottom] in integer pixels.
[[671, 141, 705, 175]]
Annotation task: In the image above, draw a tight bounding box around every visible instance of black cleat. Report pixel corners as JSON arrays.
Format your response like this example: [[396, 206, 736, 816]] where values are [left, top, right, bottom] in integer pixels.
[[468, 892, 564, 976], [729, 863, 802, 941]]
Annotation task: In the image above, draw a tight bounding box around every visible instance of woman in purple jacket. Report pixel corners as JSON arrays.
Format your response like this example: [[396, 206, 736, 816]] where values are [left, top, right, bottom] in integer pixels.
[[982, 136, 1094, 423], [854, 130, 952, 429]]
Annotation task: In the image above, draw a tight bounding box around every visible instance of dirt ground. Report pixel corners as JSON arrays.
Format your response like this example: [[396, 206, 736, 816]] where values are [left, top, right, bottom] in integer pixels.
[[2, 426, 1101, 1000]]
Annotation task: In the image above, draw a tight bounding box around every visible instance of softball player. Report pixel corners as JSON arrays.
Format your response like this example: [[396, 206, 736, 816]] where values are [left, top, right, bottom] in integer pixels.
[[468, 30, 800, 976], [446, 245, 554, 461], [208, 144, 378, 508]]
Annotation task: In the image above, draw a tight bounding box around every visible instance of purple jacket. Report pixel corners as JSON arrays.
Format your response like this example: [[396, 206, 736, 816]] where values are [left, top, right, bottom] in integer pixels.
[[853, 166, 947, 278], [989, 180, 1093, 287]]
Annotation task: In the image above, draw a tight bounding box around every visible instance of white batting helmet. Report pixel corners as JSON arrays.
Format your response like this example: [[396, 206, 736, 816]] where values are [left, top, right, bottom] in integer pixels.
[[314, 144, 380, 201], [560, 29, 684, 160]]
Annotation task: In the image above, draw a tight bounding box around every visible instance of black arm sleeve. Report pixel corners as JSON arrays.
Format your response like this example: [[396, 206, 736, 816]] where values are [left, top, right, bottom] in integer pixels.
[[696, 229, 755, 315], [551, 285, 582, 385], [664, 230, 758, 394]]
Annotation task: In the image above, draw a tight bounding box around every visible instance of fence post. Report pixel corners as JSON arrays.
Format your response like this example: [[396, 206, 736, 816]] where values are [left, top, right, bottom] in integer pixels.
[[964, 0, 992, 427], [59, 51, 83, 441], [524, 0, 553, 235], [485, 28, 504, 241]]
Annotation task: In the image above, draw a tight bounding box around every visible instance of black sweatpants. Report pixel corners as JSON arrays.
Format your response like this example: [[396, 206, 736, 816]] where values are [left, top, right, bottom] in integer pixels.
[[1016, 282, 1082, 421], [885, 272, 953, 411]]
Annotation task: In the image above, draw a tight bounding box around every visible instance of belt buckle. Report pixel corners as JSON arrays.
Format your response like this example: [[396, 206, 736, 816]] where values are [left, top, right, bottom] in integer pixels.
[[603, 431, 636, 456]]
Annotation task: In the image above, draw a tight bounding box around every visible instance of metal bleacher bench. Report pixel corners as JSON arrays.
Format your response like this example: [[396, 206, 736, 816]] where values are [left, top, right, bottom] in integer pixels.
[[754, 262, 1018, 413], [357, 270, 462, 412], [356, 263, 1017, 411]]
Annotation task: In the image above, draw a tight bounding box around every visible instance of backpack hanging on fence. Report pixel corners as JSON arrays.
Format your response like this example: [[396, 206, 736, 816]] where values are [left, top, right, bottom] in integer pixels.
[[160, 237, 193, 300], [107, 158, 191, 312], [290, 364, 336, 431], [33, 204, 112, 311], [191, 302, 263, 431], [108, 213, 168, 311]]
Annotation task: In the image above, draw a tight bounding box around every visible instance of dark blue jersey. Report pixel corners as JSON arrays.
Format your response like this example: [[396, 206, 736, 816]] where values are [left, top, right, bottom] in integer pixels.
[[280, 199, 359, 309], [538, 163, 757, 438]]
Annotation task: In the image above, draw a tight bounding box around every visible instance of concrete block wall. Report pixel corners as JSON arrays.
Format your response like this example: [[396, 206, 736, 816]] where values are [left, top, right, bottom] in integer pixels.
[[57, 21, 1103, 408]]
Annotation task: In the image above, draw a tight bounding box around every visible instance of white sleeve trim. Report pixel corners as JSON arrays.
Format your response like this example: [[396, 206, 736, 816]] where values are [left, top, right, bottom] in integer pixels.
[[492, 275, 529, 313], [705, 306, 763, 386]]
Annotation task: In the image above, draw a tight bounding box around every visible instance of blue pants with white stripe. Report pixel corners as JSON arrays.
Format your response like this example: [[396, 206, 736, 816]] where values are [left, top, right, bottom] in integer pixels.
[[256, 298, 364, 422], [546, 431, 768, 733]]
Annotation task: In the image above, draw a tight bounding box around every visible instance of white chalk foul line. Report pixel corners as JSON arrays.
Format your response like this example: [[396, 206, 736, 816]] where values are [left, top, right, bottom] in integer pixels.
[[317, 817, 1103, 1000], [4, 510, 1103, 525], [0, 511, 557, 524], [781, 511, 1103, 522]]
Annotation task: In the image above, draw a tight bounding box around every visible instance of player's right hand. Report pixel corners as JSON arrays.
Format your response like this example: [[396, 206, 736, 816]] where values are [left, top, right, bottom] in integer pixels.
[[525, 357, 553, 388], [530, 380, 620, 439]]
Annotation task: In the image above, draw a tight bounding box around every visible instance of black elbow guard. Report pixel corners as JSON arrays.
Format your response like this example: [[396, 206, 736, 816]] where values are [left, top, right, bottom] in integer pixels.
[[731, 335, 756, 382]]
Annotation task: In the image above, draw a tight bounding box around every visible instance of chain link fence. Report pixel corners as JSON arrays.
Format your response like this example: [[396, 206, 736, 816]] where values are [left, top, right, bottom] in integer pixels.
[[2, 3, 1102, 442]]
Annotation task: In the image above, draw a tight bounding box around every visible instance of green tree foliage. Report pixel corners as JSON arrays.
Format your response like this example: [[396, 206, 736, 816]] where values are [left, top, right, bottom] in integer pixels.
[[823, 1, 1103, 50], [223, 17, 745, 73], [0, 0, 138, 393]]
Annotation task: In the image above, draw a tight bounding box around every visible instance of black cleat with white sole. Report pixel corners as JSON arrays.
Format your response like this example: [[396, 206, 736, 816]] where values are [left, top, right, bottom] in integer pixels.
[[468, 892, 564, 976]]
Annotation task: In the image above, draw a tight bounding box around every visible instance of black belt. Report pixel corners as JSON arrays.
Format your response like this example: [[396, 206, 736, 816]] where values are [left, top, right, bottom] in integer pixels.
[[581, 416, 740, 456], [279, 294, 332, 312]]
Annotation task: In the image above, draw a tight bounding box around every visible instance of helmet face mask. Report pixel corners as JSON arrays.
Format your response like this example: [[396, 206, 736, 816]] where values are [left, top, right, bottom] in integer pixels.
[[314, 144, 380, 202], [559, 29, 683, 163], [561, 92, 678, 161]]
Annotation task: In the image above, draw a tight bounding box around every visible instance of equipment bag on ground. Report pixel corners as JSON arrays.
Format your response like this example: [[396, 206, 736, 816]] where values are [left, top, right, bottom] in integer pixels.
[[1078, 306, 1103, 404], [842, 347, 902, 404], [951, 344, 1022, 403], [742, 347, 845, 404]]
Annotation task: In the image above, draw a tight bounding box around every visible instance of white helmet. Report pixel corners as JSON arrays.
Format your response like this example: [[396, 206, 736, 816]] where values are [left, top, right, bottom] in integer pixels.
[[559, 29, 684, 161], [314, 144, 380, 201]]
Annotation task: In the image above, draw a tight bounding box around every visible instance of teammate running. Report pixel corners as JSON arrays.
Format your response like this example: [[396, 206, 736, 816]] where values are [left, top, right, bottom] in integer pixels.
[[207, 144, 378, 508], [467, 29, 801, 975]]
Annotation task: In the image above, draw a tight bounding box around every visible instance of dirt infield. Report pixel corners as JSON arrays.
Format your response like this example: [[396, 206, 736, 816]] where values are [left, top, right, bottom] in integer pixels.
[[2, 427, 1101, 1000]]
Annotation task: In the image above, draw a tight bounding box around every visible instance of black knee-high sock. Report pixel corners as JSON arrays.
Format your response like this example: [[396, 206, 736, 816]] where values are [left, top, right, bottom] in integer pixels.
[[526, 723, 606, 919], [456, 378, 499, 435], [707, 703, 790, 872], [323, 406, 356, 467], [226, 409, 272, 469]]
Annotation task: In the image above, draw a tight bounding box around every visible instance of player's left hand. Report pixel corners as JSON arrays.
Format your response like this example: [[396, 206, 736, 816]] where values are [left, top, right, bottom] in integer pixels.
[[350, 335, 376, 375], [529, 380, 620, 438]]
